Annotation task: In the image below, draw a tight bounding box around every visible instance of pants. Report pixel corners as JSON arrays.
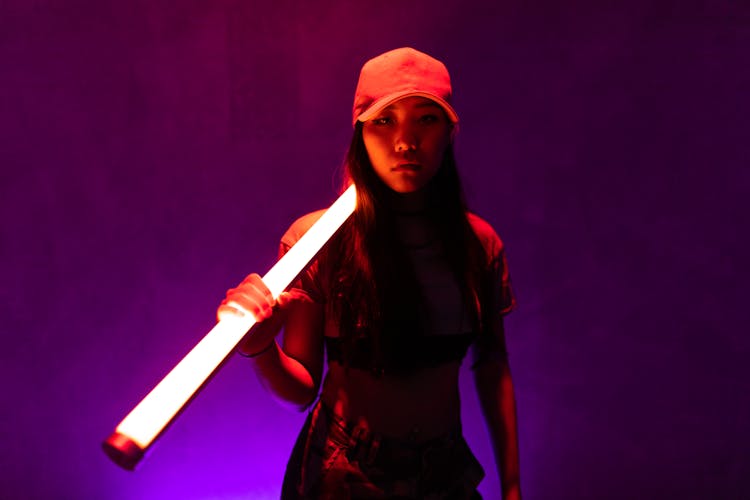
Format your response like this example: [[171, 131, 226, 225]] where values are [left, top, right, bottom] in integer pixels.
[[281, 400, 485, 499]]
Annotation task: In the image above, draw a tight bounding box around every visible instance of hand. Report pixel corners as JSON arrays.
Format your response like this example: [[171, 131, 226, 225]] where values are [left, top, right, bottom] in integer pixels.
[[218, 273, 277, 323], [217, 273, 308, 356]]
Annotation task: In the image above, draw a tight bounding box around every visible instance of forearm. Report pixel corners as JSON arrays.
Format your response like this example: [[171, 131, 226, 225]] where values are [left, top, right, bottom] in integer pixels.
[[475, 359, 521, 499], [249, 340, 318, 410], [221, 273, 323, 410]]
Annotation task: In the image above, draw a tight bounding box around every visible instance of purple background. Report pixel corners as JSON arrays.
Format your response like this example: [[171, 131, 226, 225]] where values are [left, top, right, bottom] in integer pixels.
[[1, 2, 748, 499]]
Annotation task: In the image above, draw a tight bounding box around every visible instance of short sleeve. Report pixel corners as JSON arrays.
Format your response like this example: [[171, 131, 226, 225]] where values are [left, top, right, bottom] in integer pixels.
[[277, 210, 328, 304], [467, 214, 516, 368], [491, 245, 516, 317]]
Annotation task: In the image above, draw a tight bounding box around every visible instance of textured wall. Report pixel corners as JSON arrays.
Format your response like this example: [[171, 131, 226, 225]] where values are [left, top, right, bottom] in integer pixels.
[[1, 1, 747, 498]]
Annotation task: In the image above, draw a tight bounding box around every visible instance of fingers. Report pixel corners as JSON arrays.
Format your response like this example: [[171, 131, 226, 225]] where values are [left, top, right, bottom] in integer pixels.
[[240, 273, 271, 295], [217, 301, 247, 321], [217, 273, 275, 322], [216, 272, 314, 323]]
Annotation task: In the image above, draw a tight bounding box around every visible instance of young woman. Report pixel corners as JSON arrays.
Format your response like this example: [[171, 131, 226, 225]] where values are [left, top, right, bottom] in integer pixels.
[[219, 47, 521, 499]]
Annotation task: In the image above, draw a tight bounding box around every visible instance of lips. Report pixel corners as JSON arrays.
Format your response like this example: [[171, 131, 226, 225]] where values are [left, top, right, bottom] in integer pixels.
[[392, 162, 422, 172]]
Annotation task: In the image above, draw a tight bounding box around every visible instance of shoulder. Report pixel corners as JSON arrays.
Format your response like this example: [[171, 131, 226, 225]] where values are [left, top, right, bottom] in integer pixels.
[[466, 212, 505, 258], [280, 209, 328, 247]]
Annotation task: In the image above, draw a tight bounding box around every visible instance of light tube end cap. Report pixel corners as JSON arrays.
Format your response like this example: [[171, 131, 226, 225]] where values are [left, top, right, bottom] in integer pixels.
[[103, 432, 145, 470]]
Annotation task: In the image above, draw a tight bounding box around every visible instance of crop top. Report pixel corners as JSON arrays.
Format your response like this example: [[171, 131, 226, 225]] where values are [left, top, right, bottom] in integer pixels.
[[278, 210, 515, 376]]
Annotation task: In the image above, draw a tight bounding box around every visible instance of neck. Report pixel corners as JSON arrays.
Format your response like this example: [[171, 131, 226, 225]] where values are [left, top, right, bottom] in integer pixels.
[[385, 189, 438, 248], [385, 187, 429, 215]]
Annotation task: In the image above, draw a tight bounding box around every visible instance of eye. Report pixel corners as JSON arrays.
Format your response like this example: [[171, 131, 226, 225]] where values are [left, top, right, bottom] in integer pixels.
[[371, 117, 393, 126], [419, 113, 440, 124]]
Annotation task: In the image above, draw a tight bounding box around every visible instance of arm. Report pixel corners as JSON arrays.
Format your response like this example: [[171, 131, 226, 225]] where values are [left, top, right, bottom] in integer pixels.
[[250, 296, 324, 411], [218, 273, 325, 411], [473, 319, 522, 500]]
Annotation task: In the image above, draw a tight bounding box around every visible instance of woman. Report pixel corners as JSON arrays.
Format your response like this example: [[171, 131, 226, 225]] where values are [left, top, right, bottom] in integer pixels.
[[219, 47, 521, 499]]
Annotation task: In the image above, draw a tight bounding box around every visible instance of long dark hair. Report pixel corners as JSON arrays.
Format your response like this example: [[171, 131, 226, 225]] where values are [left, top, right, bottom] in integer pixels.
[[327, 122, 487, 373]]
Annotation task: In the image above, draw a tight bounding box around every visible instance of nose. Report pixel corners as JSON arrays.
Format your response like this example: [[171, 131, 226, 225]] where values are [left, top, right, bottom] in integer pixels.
[[394, 124, 418, 152]]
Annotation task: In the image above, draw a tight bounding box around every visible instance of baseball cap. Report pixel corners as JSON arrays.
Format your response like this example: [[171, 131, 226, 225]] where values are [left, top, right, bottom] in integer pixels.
[[352, 47, 459, 127]]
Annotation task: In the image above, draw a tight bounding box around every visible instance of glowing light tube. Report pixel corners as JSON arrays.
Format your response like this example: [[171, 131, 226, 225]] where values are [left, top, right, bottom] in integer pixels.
[[103, 185, 356, 470]]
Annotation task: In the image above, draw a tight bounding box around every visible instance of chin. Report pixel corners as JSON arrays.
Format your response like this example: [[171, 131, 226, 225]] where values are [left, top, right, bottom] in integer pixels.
[[388, 180, 428, 194], [390, 186, 420, 194]]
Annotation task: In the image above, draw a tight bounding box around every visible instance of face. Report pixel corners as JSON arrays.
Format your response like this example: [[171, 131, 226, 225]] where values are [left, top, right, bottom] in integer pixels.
[[361, 96, 453, 194]]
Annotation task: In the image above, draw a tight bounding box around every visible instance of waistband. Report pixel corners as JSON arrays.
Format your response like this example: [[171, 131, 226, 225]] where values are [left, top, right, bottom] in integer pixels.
[[294, 399, 485, 497], [316, 400, 464, 471]]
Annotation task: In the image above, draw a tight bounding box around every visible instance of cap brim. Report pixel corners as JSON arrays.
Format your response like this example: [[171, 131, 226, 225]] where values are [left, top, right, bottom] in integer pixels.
[[356, 90, 459, 125]]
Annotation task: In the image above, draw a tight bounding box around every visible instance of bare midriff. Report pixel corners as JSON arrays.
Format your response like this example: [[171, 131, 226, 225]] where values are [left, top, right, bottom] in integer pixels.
[[320, 360, 462, 443]]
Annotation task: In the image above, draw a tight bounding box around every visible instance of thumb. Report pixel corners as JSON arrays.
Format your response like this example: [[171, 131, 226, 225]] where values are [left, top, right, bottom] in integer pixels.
[[276, 289, 311, 309]]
